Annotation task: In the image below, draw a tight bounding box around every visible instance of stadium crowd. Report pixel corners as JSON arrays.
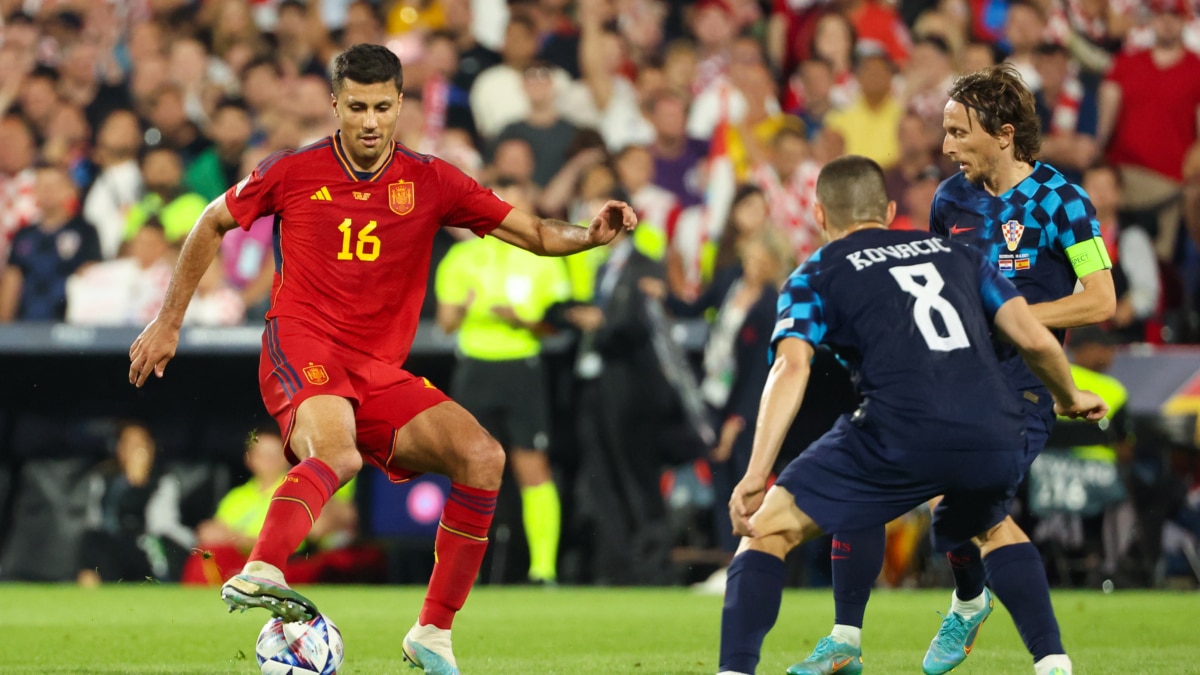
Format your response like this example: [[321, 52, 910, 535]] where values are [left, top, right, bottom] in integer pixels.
[[2, 0, 1200, 588]]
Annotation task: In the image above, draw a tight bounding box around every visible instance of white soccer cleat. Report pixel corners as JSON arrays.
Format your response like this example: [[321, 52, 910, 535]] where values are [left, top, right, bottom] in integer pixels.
[[402, 621, 460, 675]]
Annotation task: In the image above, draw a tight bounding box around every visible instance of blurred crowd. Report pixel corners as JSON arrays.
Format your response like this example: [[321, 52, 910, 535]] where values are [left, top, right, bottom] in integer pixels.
[[3, 0, 1200, 588], [0, 0, 1196, 338]]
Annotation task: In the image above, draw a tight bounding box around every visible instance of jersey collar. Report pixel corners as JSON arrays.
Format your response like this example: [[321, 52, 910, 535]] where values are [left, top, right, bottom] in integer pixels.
[[332, 130, 396, 182]]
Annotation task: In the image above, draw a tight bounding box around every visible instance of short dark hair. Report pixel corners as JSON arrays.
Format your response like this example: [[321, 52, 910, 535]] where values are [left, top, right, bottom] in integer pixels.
[[815, 155, 890, 230], [332, 43, 403, 94], [948, 64, 1041, 163]]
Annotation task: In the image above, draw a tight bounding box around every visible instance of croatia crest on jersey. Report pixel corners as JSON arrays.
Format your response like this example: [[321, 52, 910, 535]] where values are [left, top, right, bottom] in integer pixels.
[[1002, 220, 1024, 252], [389, 180, 415, 216]]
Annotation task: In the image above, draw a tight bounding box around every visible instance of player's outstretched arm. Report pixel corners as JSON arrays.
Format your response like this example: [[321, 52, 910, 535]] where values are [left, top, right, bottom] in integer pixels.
[[731, 337, 813, 536], [128, 196, 240, 387], [993, 296, 1108, 421], [489, 200, 637, 256], [1028, 267, 1116, 330]]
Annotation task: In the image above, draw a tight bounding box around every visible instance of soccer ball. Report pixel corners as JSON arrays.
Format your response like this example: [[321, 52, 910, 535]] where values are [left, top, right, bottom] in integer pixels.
[[256, 614, 345, 675]]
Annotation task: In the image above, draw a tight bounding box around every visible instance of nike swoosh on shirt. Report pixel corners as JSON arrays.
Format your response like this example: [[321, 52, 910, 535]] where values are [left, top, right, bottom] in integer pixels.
[[949, 225, 975, 235]]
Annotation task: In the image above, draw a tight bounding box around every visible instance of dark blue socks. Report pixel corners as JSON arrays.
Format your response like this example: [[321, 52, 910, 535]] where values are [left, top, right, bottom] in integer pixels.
[[983, 543, 1065, 661], [719, 550, 787, 673], [947, 541, 987, 601], [831, 526, 886, 628]]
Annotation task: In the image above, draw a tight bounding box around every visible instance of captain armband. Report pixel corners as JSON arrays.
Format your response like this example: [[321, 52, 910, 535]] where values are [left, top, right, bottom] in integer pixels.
[[1065, 237, 1113, 278]]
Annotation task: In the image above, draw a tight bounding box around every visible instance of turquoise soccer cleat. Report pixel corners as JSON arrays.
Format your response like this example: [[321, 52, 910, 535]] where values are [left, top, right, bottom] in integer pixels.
[[402, 623, 461, 675], [922, 588, 994, 675], [787, 636, 864, 674]]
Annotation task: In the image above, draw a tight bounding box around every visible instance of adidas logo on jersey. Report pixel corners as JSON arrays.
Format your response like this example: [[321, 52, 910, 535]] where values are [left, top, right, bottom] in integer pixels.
[[310, 186, 332, 201]]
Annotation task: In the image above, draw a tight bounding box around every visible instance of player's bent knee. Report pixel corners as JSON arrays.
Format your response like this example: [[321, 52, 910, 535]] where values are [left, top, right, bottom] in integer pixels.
[[457, 433, 505, 488]]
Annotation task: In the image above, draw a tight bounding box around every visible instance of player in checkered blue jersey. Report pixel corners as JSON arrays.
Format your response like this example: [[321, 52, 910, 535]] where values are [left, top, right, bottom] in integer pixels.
[[796, 65, 1116, 675]]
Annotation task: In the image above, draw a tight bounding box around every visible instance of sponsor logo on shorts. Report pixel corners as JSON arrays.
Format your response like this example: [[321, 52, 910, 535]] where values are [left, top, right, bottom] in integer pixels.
[[303, 363, 329, 385]]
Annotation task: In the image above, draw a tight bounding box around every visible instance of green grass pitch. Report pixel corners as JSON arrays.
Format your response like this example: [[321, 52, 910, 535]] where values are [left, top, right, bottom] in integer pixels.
[[1, 584, 1197, 673]]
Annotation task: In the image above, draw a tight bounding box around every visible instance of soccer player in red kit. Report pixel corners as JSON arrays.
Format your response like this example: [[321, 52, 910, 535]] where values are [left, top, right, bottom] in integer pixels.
[[128, 44, 636, 675]]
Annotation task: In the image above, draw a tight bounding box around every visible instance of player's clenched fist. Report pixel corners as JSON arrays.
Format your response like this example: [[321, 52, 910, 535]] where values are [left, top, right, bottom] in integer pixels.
[[586, 200, 637, 247], [128, 318, 179, 387]]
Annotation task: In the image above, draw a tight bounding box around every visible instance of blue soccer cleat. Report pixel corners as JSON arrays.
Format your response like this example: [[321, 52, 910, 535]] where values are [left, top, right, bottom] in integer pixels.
[[787, 636, 864, 674], [922, 588, 993, 675], [403, 622, 461, 675]]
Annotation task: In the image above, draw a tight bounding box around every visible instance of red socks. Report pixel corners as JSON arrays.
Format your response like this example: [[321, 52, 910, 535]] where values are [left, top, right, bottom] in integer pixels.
[[419, 483, 498, 629], [248, 458, 339, 570]]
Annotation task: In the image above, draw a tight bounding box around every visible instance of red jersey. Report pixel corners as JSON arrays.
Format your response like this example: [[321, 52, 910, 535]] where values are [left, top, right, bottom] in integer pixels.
[[225, 133, 513, 364], [1105, 50, 1200, 181]]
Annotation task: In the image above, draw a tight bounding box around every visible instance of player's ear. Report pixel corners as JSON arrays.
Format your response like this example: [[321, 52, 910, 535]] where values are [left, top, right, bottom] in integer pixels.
[[814, 202, 827, 233], [997, 123, 1015, 152], [884, 200, 897, 227], [330, 92, 338, 116]]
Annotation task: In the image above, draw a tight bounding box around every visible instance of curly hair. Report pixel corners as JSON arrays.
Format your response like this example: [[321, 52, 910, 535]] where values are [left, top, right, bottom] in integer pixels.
[[947, 63, 1041, 163]]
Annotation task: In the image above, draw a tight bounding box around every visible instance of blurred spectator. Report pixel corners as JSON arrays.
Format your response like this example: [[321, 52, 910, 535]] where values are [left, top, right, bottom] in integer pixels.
[[845, 0, 912, 67], [124, 146, 209, 245], [890, 163, 942, 231], [1084, 163, 1162, 343], [809, 11, 860, 109], [66, 219, 173, 326], [487, 137, 539, 187], [471, 14, 570, 140], [186, 427, 372, 585], [273, 0, 326, 78], [615, 143, 679, 249], [185, 97, 253, 200], [1033, 42, 1099, 184], [709, 183, 775, 280], [688, 0, 739, 95], [85, 110, 144, 260], [440, 0, 502, 139], [183, 252, 246, 327], [576, 11, 654, 151], [822, 50, 903, 169], [143, 84, 210, 163], [0, 165, 101, 322], [15, 65, 59, 147], [76, 421, 193, 586], [1099, 0, 1200, 261], [747, 125, 822, 264], [961, 38, 1001, 73], [490, 63, 579, 187], [238, 57, 287, 135], [60, 37, 131, 136], [903, 35, 955, 126], [294, 74, 338, 146], [647, 89, 709, 207], [785, 58, 837, 140], [537, 130, 610, 220], [0, 115, 39, 260], [1004, 0, 1050, 90], [883, 111, 940, 218]]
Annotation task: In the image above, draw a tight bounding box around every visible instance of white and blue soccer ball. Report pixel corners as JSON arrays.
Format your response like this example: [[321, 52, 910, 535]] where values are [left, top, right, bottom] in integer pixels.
[[256, 614, 345, 675]]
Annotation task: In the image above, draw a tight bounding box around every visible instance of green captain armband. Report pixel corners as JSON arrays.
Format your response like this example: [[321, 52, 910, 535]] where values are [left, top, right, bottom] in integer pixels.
[[1065, 237, 1112, 278]]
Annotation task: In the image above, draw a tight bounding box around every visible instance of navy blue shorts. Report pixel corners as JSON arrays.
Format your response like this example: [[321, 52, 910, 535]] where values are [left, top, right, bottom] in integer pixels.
[[776, 413, 1028, 551], [930, 394, 1054, 550]]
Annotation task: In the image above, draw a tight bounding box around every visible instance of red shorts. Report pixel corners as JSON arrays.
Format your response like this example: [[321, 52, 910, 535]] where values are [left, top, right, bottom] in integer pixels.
[[258, 317, 450, 482]]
